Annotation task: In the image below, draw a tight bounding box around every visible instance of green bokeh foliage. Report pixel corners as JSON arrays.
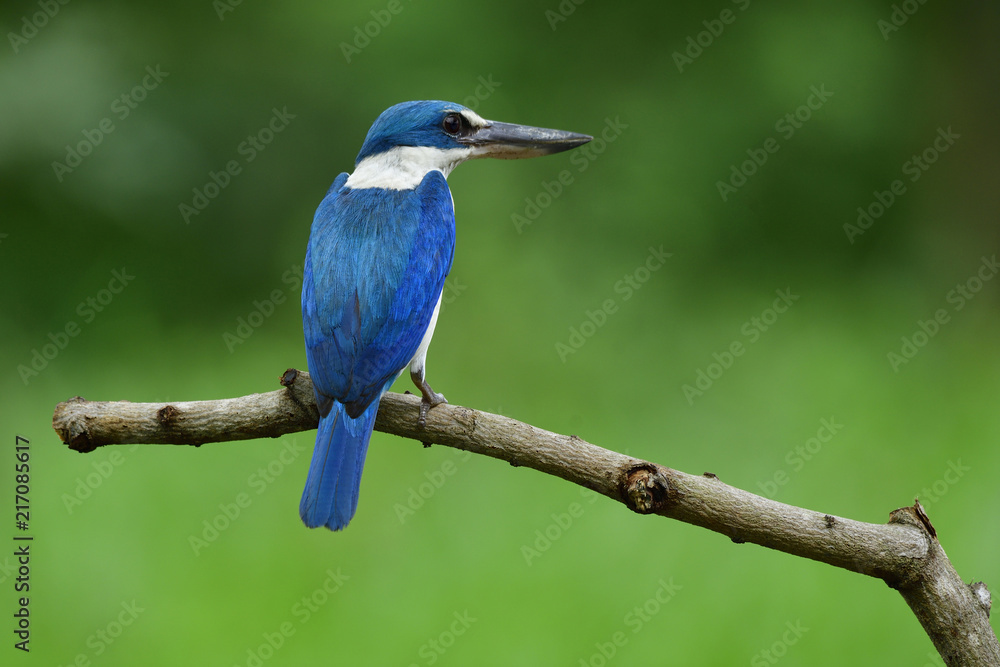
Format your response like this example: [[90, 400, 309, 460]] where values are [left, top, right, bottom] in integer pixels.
[[2, 0, 998, 664]]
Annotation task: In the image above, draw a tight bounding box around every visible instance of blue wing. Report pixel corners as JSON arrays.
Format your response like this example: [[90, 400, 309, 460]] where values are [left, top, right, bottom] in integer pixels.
[[303, 170, 456, 415], [299, 170, 455, 530]]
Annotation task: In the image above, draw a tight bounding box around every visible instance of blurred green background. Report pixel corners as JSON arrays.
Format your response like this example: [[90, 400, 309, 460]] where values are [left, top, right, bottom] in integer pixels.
[[2, 0, 998, 664]]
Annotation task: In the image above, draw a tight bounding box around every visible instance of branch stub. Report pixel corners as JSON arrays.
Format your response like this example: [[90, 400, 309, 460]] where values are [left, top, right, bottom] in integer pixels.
[[622, 464, 670, 514]]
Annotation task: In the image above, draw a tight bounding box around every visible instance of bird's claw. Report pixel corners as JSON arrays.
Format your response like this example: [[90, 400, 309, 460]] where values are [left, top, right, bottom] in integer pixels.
[[411, 368, 447, 428], [418, 390, 447, 428]]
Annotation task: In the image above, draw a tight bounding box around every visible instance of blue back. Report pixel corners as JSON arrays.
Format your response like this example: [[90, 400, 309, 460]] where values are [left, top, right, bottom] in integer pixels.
[[302, 171, 456, 417]]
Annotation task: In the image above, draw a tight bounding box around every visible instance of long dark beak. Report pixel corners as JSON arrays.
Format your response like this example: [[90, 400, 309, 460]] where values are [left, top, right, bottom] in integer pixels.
[[462, 121, 591, 159]]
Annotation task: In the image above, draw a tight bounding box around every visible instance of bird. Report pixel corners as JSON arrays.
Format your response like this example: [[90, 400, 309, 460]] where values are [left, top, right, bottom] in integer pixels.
[[300, 100, 591, 531]]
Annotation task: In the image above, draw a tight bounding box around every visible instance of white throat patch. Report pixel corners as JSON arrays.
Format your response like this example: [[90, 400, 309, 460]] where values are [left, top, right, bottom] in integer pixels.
[[345, 145, 473, 190]]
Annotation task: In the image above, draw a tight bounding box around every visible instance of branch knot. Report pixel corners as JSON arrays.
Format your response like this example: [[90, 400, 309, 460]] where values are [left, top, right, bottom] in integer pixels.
[[622, 464, 670, 514]]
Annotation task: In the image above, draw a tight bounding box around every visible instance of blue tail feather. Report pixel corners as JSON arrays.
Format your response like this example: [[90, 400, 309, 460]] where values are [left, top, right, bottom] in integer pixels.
[[299, 398, 380, 531]]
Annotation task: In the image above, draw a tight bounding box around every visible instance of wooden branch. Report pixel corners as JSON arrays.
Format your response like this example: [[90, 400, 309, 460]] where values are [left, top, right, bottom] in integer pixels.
[[51, 369, 998, 665]]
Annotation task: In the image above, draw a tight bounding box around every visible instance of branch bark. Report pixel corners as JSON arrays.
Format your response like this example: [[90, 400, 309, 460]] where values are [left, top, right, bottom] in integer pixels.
[[51, 369, 998, 665]]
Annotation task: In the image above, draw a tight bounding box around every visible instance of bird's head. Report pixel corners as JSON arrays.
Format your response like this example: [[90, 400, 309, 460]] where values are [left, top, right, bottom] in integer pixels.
[[347, 100, 591, 190]]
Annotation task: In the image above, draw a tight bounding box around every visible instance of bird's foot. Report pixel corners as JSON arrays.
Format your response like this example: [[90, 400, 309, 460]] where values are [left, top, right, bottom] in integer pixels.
[[411, 369, 447, 428], [418, 389, 447, 428]]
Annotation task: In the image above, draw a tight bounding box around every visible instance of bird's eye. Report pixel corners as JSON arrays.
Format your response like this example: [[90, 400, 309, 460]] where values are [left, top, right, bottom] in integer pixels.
[[442, 113, 463, 135]]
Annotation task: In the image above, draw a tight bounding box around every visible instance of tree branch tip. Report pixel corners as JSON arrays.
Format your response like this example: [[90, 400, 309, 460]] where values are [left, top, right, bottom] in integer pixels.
[[888, 503, 936, 537], [52, 398, 94, 453], [279, 368, 299, 387], [913, 499, 937, 538]]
